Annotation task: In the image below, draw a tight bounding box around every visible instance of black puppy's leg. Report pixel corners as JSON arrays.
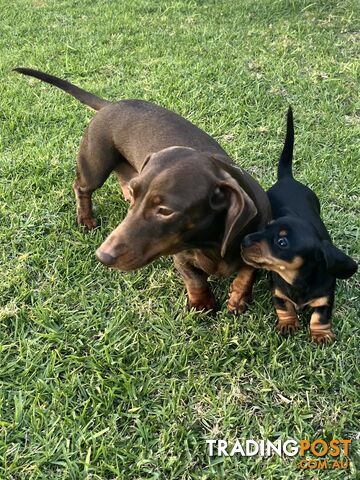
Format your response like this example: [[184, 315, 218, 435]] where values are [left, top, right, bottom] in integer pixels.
[[273, 295, 300, 335], [173, 254, 217, 313], [74, 125, 120, 230], [309, 300, 335, 344], [228, 265, 256, 315]]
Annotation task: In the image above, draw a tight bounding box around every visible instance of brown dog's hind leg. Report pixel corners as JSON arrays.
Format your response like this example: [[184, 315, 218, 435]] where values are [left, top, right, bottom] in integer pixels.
[[310, 304, 335, 344], [273, 295, 300, 335], [73, 180, 97, 230], [74, 125, 121, 229], [173, 254, 217, 313], [228, 265, 256, 315]]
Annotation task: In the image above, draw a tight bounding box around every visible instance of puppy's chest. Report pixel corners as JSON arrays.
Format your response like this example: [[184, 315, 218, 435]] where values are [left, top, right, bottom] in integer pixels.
[[273, 280, 329, 310], [192, 249, 240, 277]]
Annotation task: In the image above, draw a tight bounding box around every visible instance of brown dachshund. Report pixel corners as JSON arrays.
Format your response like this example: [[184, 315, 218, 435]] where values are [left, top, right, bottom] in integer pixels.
[[15, 67, 271, 313]]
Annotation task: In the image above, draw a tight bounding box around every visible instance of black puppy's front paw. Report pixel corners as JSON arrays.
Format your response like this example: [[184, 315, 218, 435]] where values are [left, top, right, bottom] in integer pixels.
[[310, 328, 336, 344], [276, 319, 301, 336]]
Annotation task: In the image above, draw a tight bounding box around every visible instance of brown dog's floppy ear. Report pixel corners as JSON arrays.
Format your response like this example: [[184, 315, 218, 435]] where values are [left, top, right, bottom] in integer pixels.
[[219, 177, 257, 257], [321, 240, 357, 279], [140, 154, 152, 172]]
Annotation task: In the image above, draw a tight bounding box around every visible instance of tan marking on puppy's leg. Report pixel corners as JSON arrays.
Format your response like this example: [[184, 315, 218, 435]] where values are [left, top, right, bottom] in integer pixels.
[[73, 181, 97, 230], [275, 301, 300, 335], [310, 311, 335, 344], [228, 265, 256, 315], [274, 288, 293, 303], [308, 296, 329, 308]]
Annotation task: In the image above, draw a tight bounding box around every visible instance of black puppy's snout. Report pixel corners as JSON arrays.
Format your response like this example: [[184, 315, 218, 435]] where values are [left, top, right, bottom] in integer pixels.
[[96, 250, 116, 266], [242, 236, 254, 249]]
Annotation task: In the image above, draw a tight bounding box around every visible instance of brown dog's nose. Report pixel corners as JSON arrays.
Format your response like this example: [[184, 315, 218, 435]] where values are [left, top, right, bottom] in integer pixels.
[[96, 249, 116, 266]]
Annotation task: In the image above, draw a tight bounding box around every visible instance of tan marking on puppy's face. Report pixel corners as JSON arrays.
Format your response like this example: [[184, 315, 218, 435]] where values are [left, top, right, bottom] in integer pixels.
[[242, 240, 303, 284], [272, 255, 303, 284]]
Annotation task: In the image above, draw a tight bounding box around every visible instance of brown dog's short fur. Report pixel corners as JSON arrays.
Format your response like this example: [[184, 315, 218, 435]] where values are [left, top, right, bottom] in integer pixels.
[[15, 68, 271, 312]]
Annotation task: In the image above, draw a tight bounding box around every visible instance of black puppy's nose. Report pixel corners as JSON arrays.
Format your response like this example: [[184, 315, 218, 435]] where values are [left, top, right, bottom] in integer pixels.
[[96, 250, 116, 266], [242, 236, 254, 249]]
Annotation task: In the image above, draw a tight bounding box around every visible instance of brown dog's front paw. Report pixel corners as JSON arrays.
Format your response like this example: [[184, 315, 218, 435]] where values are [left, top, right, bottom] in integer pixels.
[[227, 295, 252, 315], [227, 266, 255, 316], [77, 215, 98, 230], [187, 288, 217, 313], [310, 328, 336, 344], [276, 319, 301, 336]]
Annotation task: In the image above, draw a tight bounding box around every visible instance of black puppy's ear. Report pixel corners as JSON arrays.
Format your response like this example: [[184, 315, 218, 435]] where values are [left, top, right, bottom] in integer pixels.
[[321, 240, 357, 279], [219, 177, 257, 257]]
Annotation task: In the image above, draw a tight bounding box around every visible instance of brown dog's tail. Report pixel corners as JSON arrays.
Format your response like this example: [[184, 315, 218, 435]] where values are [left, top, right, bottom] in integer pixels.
[[13, 67, 111, 111]]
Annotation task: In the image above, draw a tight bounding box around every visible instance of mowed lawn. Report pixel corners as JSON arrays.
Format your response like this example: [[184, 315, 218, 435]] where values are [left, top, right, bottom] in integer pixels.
[[0, 0, 359, 478]]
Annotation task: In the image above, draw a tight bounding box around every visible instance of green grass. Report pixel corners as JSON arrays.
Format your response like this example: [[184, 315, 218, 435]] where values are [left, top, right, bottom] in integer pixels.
[[1, 0, 359, 478]]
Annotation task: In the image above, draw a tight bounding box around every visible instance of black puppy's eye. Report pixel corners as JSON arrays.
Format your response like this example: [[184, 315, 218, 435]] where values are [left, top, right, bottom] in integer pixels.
[[277, 237, 289, 248]]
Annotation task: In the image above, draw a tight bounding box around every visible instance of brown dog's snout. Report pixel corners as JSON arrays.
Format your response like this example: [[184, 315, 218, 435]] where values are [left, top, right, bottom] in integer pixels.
[[96, 242, 130, 267], [96, 250, 117, 266]]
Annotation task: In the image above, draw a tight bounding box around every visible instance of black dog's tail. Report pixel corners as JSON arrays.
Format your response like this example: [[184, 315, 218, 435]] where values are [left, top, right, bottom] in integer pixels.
[[278, 106, 294, 180], [13, 67, 111, 111]]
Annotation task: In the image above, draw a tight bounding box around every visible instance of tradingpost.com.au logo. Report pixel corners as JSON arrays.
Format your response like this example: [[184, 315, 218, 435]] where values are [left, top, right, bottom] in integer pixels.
[[207, 438, 351, 470]]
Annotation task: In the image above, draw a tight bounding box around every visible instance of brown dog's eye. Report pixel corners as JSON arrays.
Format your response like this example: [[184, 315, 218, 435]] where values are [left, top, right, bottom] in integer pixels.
[[157, 206, 175, 217]]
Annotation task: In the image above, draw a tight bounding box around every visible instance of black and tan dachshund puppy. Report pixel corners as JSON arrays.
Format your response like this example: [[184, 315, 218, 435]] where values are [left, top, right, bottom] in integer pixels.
[[241, 107, 357, 343]]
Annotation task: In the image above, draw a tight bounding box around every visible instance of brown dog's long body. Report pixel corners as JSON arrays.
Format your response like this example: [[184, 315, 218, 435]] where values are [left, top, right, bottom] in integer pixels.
[[15, 67, 271, 313]]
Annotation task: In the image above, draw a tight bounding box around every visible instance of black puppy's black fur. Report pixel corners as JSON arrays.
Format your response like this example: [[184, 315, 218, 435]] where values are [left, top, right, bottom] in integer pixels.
[[242, 108, 357, 343]]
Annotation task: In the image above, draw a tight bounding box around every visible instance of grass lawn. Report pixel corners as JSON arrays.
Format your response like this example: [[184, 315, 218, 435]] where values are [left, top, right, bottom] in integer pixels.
[[0, 0, 359, 478]]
